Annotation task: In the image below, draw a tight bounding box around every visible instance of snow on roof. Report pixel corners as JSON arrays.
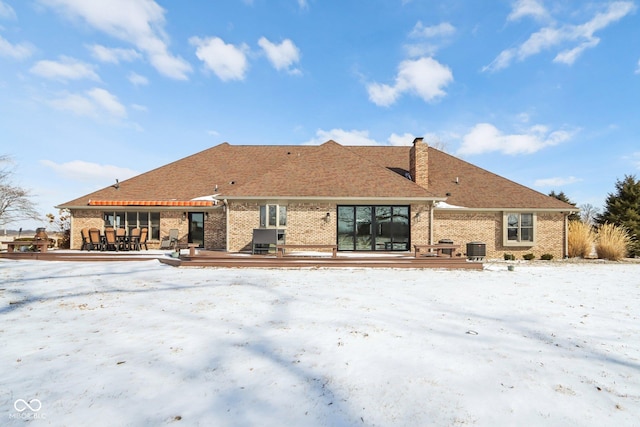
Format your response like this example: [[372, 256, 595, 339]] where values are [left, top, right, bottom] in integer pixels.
[[434, 201, 466, 209]]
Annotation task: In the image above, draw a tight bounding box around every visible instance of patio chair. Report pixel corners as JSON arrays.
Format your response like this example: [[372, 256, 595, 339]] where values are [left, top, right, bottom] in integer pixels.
[[139, 227, 149, 250], [80, 228, 90, 251], [160, 228, 179, 249], [88, 228, 104, 251], [116, 227, 127, 251], [104, 227, 118, 251], [129, 228, 141, 251]]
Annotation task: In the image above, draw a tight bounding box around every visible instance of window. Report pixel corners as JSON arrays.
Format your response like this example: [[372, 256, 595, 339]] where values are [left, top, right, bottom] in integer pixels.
[[503, 212, 535, 246], [338, 205, 410, 251], [103, 211, 160, 240], [260, 205, 287, 228]]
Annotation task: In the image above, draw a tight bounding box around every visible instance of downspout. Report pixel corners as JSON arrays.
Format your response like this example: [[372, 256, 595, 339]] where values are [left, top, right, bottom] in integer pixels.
[[429, 201, 434, 245], [563, 212, 569, 258], [224, 199, 229, 252]]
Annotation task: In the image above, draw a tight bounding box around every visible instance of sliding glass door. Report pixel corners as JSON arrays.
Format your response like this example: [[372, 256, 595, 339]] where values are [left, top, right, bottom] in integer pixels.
[[338, 205, 410, 251]]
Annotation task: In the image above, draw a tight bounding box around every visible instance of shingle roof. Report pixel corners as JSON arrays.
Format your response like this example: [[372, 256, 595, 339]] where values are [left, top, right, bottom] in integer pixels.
[[227, 140, 436, 198], [58, 140, 575, 210], [350, 145, 575, 210]]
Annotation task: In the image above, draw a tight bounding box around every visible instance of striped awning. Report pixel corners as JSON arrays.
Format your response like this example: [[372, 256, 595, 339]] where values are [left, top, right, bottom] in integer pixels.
[[88, 200, 216, 207]]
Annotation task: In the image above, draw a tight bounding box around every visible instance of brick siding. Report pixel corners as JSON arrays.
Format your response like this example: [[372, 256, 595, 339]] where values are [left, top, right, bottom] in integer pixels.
[[433, 211, 566, 259], [69, 205, 567, 258], [227, 202, 336, 253]]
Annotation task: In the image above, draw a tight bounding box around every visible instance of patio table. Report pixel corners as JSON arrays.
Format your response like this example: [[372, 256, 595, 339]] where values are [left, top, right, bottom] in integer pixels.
[[116, 229, 129, 251]]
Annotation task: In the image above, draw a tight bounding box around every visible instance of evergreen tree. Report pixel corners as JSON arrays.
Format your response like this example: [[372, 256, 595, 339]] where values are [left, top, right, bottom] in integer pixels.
[[598, 175, 640, 257], [548, 190, 580, 222]]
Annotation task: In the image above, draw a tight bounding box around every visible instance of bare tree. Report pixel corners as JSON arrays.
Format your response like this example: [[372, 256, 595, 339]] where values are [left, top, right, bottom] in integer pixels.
[[579, 203, 599, 226], [46, 209, 71, 248], [0, 155, 41, 226]]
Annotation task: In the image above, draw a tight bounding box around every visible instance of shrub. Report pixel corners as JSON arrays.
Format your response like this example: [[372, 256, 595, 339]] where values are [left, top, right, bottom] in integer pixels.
[[540, 253, 554, 260], [568, 220, 595, 258], [522, 253, 535, 261], [595, 223, 630, 261], [504, 253, 515, 261]]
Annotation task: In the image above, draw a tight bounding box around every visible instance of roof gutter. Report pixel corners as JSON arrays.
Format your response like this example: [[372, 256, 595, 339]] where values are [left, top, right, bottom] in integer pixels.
[[220, 195, 447, 203], [433, 206, 579, 213]]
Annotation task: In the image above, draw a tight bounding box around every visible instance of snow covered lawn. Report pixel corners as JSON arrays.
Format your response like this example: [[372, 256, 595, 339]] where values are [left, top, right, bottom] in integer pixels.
[[1, 259, 639, 426]]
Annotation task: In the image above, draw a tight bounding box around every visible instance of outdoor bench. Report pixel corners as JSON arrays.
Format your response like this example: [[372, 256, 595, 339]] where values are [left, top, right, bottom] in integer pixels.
[[173, 243, 200, 256], [275, 244, 338, 258], [5, 240, 49, 253], [413, 244, 459, 258]]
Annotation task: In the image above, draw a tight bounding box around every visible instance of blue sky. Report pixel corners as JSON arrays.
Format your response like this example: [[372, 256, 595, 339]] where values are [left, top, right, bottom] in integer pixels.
[[1, 0, 639, 230]]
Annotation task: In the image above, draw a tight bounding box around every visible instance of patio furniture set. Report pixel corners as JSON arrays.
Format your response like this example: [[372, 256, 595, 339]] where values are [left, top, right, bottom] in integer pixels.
[[4, 228, 51, 253], [80, 227, 148, 251]]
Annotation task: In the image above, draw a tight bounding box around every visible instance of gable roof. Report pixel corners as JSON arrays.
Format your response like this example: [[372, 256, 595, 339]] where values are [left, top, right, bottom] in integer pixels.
[[58, 140, 575, 211]]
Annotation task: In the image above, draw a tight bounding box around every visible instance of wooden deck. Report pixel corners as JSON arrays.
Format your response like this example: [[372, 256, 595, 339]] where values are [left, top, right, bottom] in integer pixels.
[[168, 250, 483, 269], [0, 250, 161, 262], [0, 249, 483, 269]]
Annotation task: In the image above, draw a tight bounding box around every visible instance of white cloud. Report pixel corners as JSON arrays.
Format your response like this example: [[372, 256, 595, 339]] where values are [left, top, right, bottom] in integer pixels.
[[457, 123, 575, 156], [49, 92, 96, 116], [0, 35, 34, 59], [30, 56, 100, 81], [190, 36, 249, 81], [258, 37, 301, 75], [89, 44, 141, 63], [410, 21, 455, 39], [0, 0, 16, 19], [303, 129, 438, 147], [368, 57, 453, 106], [406, 22, 455, 57], [367, 82, 400, 107], [635, 59, 640, 74], [48, 87, 126, 119], [41, 159, 138, 183], [297, 0, 308, 9], [485, 1, 635, 71], [553, 38, 600, 65], [39, 0, 191, 80], [534, 176, 582, 187], [507, 0, 549, 22], [303, 129, 380, 146], [87, 88, 126, 118], [128, 72, 149, 86], [387, 132, 417, 146]]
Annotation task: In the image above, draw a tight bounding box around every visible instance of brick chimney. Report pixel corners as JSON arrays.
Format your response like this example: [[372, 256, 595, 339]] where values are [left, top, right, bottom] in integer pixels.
[[410, 137, 429, 189]]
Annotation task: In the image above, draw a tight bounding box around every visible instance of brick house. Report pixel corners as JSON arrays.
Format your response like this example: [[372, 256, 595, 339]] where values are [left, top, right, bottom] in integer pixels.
[[57, 138, 576, 258]]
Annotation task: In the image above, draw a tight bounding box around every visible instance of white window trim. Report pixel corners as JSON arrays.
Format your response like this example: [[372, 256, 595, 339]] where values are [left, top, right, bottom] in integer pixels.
[[502, 212, 536, 246], [260, 204, 287, 228]]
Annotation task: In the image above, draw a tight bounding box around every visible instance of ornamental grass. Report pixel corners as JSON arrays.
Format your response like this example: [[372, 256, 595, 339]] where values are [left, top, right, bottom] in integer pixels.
[[595, 223, 630, 261], [568, 220, 594, 258]]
